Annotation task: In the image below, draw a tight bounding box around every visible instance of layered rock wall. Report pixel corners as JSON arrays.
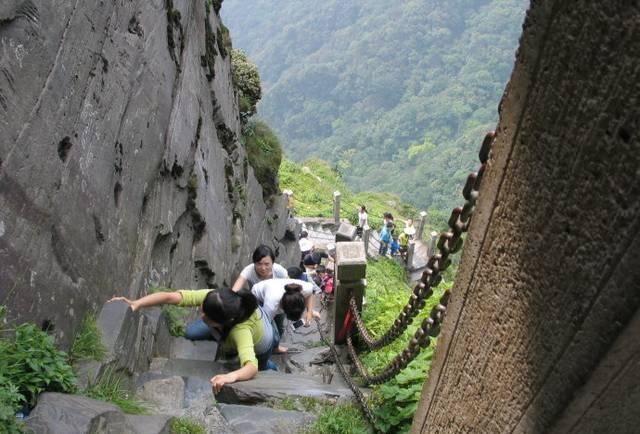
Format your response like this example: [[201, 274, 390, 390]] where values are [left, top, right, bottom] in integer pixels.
[[0, 0, 295, 347]]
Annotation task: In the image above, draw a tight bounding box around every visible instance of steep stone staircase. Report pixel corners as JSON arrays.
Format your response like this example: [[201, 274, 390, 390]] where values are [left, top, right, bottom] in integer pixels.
[[24, 294, 353, 434]]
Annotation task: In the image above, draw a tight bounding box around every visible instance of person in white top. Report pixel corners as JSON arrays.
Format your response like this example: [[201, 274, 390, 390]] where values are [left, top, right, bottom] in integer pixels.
[[404, 218, 417, 240], [232, 245, 288, 291], [251, 278, 320, 353]]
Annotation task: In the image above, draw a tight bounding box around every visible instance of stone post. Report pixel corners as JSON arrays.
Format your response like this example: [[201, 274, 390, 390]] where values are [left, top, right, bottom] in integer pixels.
[[416, 211, 428, 240], [333, 241, 367, 344], [333, 191, 341, 225], [363, 228, 371, 257], [429, 231, 439, 257], [407, 241, 416, 269]]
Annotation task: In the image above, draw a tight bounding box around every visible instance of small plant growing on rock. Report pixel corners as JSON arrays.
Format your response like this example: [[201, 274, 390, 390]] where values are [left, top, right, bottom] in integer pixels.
[[70, 312, 107, 364], [170, 416, 206, 434], [85, 367, 148, 415]]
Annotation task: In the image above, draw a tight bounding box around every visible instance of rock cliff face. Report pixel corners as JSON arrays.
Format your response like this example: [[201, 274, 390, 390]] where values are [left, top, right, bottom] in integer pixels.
[[0, 0, 295, 347]]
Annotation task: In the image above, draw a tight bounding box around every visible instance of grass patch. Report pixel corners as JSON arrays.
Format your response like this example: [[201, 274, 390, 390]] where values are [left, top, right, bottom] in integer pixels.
[[85, 368, 149, 415], [70, 312, 107, 363], [303, 402, 371, 434], [279, 159, 426, 233], [170, 417, 206, 434], [149, 288, 192, 337]]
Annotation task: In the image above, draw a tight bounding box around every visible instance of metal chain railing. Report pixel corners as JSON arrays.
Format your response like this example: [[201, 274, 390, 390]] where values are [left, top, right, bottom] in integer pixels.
[[349, 131, 494, 351], [347, 291, 449, 385], [313, 318, 382, 433], [315, 131, 494, 430]]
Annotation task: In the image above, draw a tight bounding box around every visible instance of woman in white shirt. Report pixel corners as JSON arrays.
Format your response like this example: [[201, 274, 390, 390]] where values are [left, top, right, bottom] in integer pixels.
[[232, 245, 288, 291]]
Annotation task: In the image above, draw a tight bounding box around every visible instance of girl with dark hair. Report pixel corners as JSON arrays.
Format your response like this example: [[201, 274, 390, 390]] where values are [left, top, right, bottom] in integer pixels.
[[232, 244, 288, 291], [250, 278, 321, 354], [108, 287, 279, 392]]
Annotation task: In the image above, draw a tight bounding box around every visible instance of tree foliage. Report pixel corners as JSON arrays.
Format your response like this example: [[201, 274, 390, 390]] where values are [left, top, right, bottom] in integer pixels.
[[222, 0, 528, 212], [230, 48, 262, 119]]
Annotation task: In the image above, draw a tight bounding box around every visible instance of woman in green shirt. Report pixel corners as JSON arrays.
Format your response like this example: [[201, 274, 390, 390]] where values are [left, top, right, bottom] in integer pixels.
[[109, 287, 278, 392]]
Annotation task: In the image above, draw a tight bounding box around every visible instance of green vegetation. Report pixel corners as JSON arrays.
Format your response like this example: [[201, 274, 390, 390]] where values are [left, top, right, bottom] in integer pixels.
[[303, 403, 371, 434], [85, 368, 149, 415], [361, 258, 450, 433], [149, 287, 191, 337], [70, 312, 107, 364], [279, 158, 426, 231], [0, 321, 77, 410], [0, 306, 77, 432], [223, 0, 527, 212], [243, 120, 283, 199], [170, 416, 206, 434], [230, 48, 262, 120]]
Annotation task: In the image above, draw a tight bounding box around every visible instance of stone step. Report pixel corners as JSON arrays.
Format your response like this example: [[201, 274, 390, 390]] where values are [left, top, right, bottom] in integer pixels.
[[218, 404, 315, 434], [24, 392, 172, 434], [214, 371, 354, 405], [168, 336, 218, 361]]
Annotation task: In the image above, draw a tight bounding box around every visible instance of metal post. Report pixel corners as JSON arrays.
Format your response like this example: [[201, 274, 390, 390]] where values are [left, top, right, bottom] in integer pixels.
[[416, 210, 428, 240], [333, 191, 341, 225], [333, 241, 366, 344]]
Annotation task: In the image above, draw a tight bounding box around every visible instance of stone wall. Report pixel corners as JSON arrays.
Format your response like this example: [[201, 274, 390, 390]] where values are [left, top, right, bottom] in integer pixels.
[[0, 0, 296, 347], [412, 1, 640, 433]]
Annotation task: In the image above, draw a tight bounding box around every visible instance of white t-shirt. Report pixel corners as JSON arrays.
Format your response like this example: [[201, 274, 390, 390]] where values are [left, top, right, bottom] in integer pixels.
[[358, 211, 369, 229], [299, 238, 314, 253], [239, 262, 288, 288], [251, 278, 318, 319]]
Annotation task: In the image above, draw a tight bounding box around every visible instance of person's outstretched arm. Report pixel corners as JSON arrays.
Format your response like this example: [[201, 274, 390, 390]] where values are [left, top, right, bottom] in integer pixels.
[[210, 362, 258, 393], [231, 275, 247, 292], [108, 291, 182, 311]]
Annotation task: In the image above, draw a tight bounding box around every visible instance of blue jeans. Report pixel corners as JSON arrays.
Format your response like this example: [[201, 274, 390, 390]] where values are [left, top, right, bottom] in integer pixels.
[[185, 319, 215, 340], [185, 319, 279, 371]]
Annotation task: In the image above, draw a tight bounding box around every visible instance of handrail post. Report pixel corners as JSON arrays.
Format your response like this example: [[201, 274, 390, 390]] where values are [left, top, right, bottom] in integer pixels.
[[429, 230, 439, 257], [333, 241, 366, 344], [416, 210, 428, 240], [363, 228, 370, 257], [333, 191, 341, 225]]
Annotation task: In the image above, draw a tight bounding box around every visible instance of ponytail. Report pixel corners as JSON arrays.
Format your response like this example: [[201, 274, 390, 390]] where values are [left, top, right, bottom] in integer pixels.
[[281, 283, 305, 321]]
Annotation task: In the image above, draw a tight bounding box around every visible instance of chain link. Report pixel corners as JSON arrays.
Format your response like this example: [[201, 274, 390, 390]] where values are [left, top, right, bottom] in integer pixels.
[[347, 291, 450, 385], [313, 318, 382, 433], [349, 131, 494, 351]]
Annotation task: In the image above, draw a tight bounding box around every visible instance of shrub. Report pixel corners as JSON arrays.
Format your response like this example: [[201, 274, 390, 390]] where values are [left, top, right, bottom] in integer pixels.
[[231, 49, 262, 119], [0, 322, 77, 409], [243, 120, 283, 200]]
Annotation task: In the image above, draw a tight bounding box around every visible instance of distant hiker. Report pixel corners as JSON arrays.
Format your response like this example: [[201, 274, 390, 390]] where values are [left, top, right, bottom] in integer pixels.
[[250, 278, 321, 353], [108, 287, 279, 391], [389, 235, 400, 256], [357, 205, 369, 237], [316, 265, 334, 295], [404, 218, 416, 240], [383, 212, 396, 235], [379, 222, 392, 256], [298, 230, 313, 264], [232, 245, 288, 291], [399, 231, 409, 263]]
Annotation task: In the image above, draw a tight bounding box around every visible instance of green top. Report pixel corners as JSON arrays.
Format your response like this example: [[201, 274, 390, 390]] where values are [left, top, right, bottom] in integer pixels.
[[177, 289, 263, 367]]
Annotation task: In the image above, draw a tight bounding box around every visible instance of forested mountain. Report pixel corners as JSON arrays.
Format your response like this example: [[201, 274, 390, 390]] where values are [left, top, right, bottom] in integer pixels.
[[222, 0, 528, 211]]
